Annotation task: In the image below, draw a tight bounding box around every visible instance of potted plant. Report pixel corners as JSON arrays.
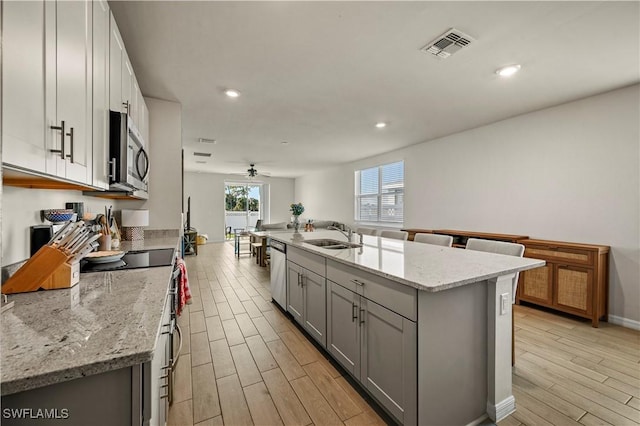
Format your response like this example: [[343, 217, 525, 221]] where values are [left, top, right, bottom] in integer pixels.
[[289, 202, 304, 232]]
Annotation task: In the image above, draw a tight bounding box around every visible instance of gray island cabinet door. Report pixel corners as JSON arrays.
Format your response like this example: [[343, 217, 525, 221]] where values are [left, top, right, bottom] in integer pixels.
[[327, 280, 361, 379], [287, 261, 304, 325], [360, 298, 417, 425], [302, 268, 327, 347]]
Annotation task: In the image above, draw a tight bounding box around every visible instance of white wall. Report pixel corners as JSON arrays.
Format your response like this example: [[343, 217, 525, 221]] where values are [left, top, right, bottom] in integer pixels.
[[1, 187, 112, 265], [295, 85, 640, 323], [184, 172, 295, 242], [125, 97, 183, 230]]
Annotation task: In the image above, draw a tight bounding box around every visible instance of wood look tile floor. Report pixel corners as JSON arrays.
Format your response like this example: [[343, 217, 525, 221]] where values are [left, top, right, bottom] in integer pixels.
[[170, 242, 640, 426]]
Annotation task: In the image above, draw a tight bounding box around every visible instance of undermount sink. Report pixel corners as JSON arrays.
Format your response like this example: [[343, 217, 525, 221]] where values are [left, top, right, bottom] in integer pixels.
[[304, 239, 362, 250]]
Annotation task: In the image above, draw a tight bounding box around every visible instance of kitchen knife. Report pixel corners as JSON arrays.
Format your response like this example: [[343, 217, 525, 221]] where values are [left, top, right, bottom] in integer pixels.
[[47, 221, 74, 245], [53, 222, 82, 249], [66, 229, 92, 253], [71, 236, 102, 263], [62, 226, 88, 251], [73, 234, 101, 262]]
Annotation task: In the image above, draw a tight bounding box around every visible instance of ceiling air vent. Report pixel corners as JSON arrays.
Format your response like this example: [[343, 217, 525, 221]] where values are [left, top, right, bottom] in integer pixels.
[[198, 138, 217, 144], [195, 161, 207, 164], [421, 28, 474, 59], [193, 152, 212, 157]]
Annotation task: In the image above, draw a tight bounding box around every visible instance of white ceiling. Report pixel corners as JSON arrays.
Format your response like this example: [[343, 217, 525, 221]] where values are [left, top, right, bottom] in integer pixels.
[[110, 1, 640, 178]]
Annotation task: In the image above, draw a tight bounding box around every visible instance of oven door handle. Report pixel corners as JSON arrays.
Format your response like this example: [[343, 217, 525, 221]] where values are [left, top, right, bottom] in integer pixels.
[[171, 323, 183, 371]]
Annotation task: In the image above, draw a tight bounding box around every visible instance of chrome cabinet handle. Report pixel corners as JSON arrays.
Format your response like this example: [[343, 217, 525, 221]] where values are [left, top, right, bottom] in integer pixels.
[[66, 127, 74, 163], [50, 120, 66, 159], [351, 279, 365, 286], [359, 308, 365, 325], [352, 303, 358, 322]]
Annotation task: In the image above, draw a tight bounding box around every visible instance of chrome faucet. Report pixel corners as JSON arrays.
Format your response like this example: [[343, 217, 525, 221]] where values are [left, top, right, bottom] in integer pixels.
[[328, 225, 353, 241]]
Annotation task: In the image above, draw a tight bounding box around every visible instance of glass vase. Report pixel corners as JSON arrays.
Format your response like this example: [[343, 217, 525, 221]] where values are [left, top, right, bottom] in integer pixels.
[[293, 216, 300, 232]]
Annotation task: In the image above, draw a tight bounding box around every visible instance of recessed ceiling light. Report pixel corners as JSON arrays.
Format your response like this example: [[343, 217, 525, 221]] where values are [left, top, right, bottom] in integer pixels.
[[225, 89, 240, 98], [375, 122, 387, 129], [496, 64, 521, 77]]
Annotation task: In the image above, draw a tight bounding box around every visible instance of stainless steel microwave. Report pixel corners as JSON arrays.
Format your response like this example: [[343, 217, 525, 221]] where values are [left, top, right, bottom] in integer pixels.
[[109, 111, 149, 192]]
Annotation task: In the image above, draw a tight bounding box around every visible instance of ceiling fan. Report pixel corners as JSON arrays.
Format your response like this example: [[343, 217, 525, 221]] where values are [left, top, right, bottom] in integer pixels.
[[234, 163, 270, 180]]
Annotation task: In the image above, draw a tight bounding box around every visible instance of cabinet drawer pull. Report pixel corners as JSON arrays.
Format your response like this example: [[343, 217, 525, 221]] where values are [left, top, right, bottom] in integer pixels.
[[351, 279, 365, 286], [352, 303, 358, 322], [50, 120, 66, 159], [65, 127, 74, 163], [359, 308, 365, 325]]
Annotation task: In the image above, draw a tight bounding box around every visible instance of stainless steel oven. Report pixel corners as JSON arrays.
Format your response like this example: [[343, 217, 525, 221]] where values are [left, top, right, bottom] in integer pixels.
[[109, 110, 149, 192]]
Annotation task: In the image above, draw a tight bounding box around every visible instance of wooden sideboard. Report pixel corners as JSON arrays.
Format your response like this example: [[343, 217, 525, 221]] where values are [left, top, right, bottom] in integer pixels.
[[516, 238, 609, 327]]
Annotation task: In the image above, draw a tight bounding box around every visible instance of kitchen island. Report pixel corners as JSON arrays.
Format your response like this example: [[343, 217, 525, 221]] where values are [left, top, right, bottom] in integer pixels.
[[268, 230, 545, 425], [1, 236, 180, 425]]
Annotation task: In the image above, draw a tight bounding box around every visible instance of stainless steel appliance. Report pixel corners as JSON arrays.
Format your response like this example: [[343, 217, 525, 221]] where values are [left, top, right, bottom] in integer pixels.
[[109, 111, 149, 193], [80, 248, 174, 273], [270, 239, 287, 309]]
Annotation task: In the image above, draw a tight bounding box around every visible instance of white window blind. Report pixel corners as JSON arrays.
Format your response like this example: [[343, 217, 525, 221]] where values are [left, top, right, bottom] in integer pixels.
[[355, 161, 404, 223]]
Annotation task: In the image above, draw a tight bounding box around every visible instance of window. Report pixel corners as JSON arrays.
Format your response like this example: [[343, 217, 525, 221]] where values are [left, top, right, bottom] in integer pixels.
[[355, 161, 404, 223]]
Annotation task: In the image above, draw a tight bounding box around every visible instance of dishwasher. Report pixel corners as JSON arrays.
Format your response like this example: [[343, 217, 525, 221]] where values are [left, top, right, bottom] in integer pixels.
[[270, 239, 287, 310]]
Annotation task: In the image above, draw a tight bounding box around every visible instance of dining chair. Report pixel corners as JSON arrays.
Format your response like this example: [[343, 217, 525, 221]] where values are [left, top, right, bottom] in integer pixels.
[[465, 238, 525, 365], [414, 233, 453, 247], [379, 230, 409, 240], [356, 227, 378, 236]]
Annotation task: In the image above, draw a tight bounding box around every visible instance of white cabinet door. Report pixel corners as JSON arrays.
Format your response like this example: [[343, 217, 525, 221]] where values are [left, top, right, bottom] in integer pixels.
[[48, 0, 92, 184], [302, 268, 326, 347], [130, 77, 140, 125], [327, 281, 361, 378], [122, 55, 134, 116], [92, 0, 110, 189], [2, 1, 48, 173], [109, 13, 124, 112], [360, 298, 417, 425], [143, 101, 150, 145]]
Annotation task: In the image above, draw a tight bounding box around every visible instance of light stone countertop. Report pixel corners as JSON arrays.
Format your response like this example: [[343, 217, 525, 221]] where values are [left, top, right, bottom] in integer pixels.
[[267, 230, 545, 292], [1, 237, 180, 396]]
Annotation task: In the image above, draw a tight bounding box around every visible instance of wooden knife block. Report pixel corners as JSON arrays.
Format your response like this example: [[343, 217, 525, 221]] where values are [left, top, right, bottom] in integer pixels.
[[1, 245, 71, 294], [42, 261, 81, 290]]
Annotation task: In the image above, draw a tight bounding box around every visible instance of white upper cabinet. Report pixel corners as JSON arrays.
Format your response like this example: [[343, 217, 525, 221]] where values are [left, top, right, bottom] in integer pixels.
[[92, 0, 111, 189], [109, 14, 124, 113], [2, 1, 49, 173], [109, 13, 147, 130], [48, 0, 93, 184], [3, 0, 92, 184]]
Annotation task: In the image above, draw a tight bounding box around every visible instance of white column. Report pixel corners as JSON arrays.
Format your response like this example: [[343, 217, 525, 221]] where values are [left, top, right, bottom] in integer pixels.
[[487, 273, 516, 422]]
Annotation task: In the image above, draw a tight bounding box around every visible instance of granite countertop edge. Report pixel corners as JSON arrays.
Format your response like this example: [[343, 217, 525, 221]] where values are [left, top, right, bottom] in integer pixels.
[[269, 231, 545, 292], [1, 351, 153, 396], [1, 235, 180, 396]]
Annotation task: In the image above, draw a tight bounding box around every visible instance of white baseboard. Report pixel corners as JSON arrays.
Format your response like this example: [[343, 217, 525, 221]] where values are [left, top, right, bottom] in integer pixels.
[[608, 314, 640, 331], [487, 395, 515, 423]]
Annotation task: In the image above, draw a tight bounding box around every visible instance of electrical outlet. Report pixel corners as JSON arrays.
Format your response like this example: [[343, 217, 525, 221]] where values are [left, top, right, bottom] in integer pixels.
[[500, 293, 509, 315]]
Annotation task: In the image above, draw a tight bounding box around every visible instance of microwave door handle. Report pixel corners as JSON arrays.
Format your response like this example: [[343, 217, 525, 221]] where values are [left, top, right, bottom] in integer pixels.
[[135, 148, 149, 181], [140, 147, 150, 180]]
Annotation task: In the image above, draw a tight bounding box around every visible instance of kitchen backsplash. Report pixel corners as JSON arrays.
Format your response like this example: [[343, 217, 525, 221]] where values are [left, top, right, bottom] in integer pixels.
[[1, 186, 126, 266]]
